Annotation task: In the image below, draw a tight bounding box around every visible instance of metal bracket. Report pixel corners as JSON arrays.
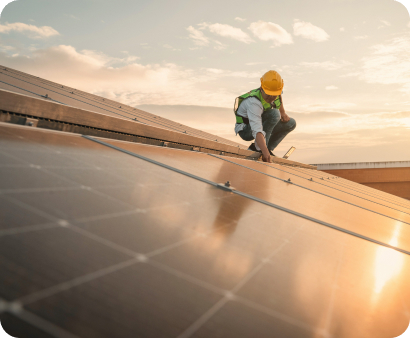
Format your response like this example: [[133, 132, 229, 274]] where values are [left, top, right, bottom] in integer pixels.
[[217, 181, 236, 192], [24, 118, 38, 127]]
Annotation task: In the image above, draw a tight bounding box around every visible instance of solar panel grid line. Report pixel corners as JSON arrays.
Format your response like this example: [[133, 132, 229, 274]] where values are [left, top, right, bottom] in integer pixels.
[[332, 176, 410, 206], [0, 73, 207, 136], [3, 96, 410, 337], [3, 195, 59, 223], [146, 260, 228, 295], [16, 71, 247, 151], [0, 147, 157, 215], [0, 135, 276, 317], [233, 189, 410, 256], [1, 126, 250, 251], [257, 160, 410, 216], [273, 163, 410, 211], [83, 135, 410, 257], [67, 224, 148, 258], [0, 74, 151, 124], [13, 70, 246, 149], [0, 303, 81, 338], [177, 297, 229, 338], [319, 173, 410, 209], [14, 208, 272, 308], [0, 71, 160, 123], [178, 229, 310, 338], [82, 135, 221, 188], [1, 69, 193, 136], [0, 185, 85, 195], [317, 173, 408, 204], [296, 166, 409, 205], [209, 154, 410, 226], [229, 296, 318, 334], [257, 161, 410, 215], [0, 92, 253, 159], [230, 234, 301, 294], [1, 67, 246, 148], [308, 173, 410, 209], [0, 161, 225, 255], [19, 165, 154, 213], [17, 258, 141, 306], [318, 244, 344, 337], [73, 208, 150, 224], [0, 79, 69, 106], [0, 222, 59, 237], [25, 160, 243, 227], [9, 210, 293, 324]]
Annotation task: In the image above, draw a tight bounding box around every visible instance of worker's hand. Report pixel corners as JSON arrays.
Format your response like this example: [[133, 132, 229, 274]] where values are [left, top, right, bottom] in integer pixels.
[[261, 149, 271, 163], [280, 112, 290, 123]]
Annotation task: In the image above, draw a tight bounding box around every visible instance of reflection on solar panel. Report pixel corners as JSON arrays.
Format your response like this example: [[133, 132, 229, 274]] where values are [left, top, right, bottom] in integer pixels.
[[1, 68, 410, 338]]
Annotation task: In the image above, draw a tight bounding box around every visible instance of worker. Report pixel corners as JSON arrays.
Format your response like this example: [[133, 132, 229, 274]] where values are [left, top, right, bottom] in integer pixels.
[[234, 70, 296, 162]]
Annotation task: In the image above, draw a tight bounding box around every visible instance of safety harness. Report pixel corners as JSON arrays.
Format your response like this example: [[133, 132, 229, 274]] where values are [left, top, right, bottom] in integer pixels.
[[233, 88, 282, 124]]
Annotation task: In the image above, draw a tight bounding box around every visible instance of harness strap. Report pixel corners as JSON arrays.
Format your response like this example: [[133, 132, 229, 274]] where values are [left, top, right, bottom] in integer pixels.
[[235, 115, 249, 124]]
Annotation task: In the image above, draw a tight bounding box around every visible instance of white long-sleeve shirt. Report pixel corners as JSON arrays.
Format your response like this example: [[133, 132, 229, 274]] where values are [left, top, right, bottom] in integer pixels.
[[234, 97, 265, 139]]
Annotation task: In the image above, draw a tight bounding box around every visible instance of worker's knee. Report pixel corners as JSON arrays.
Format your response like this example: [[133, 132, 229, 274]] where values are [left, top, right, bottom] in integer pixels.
[[238, 129, 254, 141], [263, 109, 280, 124], [288, 118, 296, 131]]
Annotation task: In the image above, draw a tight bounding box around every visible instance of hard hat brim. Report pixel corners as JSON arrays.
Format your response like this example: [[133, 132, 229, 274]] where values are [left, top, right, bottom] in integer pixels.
[[262, 86, 283, 96]]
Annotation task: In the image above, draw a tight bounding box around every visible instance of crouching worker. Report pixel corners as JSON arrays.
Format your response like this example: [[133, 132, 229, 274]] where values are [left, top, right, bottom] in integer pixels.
[[234, 70, 296, 162]]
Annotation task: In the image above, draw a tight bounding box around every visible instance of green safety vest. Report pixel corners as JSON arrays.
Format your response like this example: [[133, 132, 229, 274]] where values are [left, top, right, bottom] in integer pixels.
[[233, 88, 282, 124]]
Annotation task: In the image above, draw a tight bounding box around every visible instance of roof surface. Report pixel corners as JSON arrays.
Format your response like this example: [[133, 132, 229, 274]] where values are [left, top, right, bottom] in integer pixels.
[[0, 65, 246, 150], [315, 161, 410, 170], [1, 68, 410, 338]]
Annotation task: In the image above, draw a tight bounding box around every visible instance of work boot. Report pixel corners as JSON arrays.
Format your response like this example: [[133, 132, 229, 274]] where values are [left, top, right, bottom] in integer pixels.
[[247, 143, 260, 152], [248, 143, 276, 157]]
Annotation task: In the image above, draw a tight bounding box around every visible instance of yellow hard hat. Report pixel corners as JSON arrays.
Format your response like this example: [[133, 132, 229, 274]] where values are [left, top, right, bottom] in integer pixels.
[[260, 70, 284, 96]]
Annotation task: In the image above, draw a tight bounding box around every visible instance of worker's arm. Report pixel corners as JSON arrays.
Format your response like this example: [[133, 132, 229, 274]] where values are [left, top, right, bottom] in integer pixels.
[[279, 97, 290, 123], [256, 132, 271, 163]]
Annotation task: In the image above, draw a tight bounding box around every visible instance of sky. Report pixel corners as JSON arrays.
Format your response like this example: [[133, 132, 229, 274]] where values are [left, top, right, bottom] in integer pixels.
[[0, 0, 409, 164]]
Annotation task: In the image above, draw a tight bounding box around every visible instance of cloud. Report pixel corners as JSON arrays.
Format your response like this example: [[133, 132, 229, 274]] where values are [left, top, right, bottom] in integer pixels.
[[326, 85, 338, 90], [235, 17, 246, 22], [245, 62, 264, 66], [199, 23, 253, 43], [248, 20, 293, 46], [293, 20, 329, 42], [0, 22, 59, 38], [354, 35, 368, 40], [299, 60, 350, 70], [186, 26, 210, 46], [163, 44, 180, 51], [359, 33, 410, 93], [65, 14, 80, 21], [204, 68, 260, 78], [299, 102, 357, 112], [0, 44, 258, 107], [378, 20, 391, 29]]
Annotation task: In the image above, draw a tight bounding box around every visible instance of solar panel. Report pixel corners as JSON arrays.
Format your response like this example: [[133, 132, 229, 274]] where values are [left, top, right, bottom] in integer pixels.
[[88, 137, 410, 254], [1, 122, 410, 338], [278, 165, 410, 209], [0, 66, 247, 149]]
